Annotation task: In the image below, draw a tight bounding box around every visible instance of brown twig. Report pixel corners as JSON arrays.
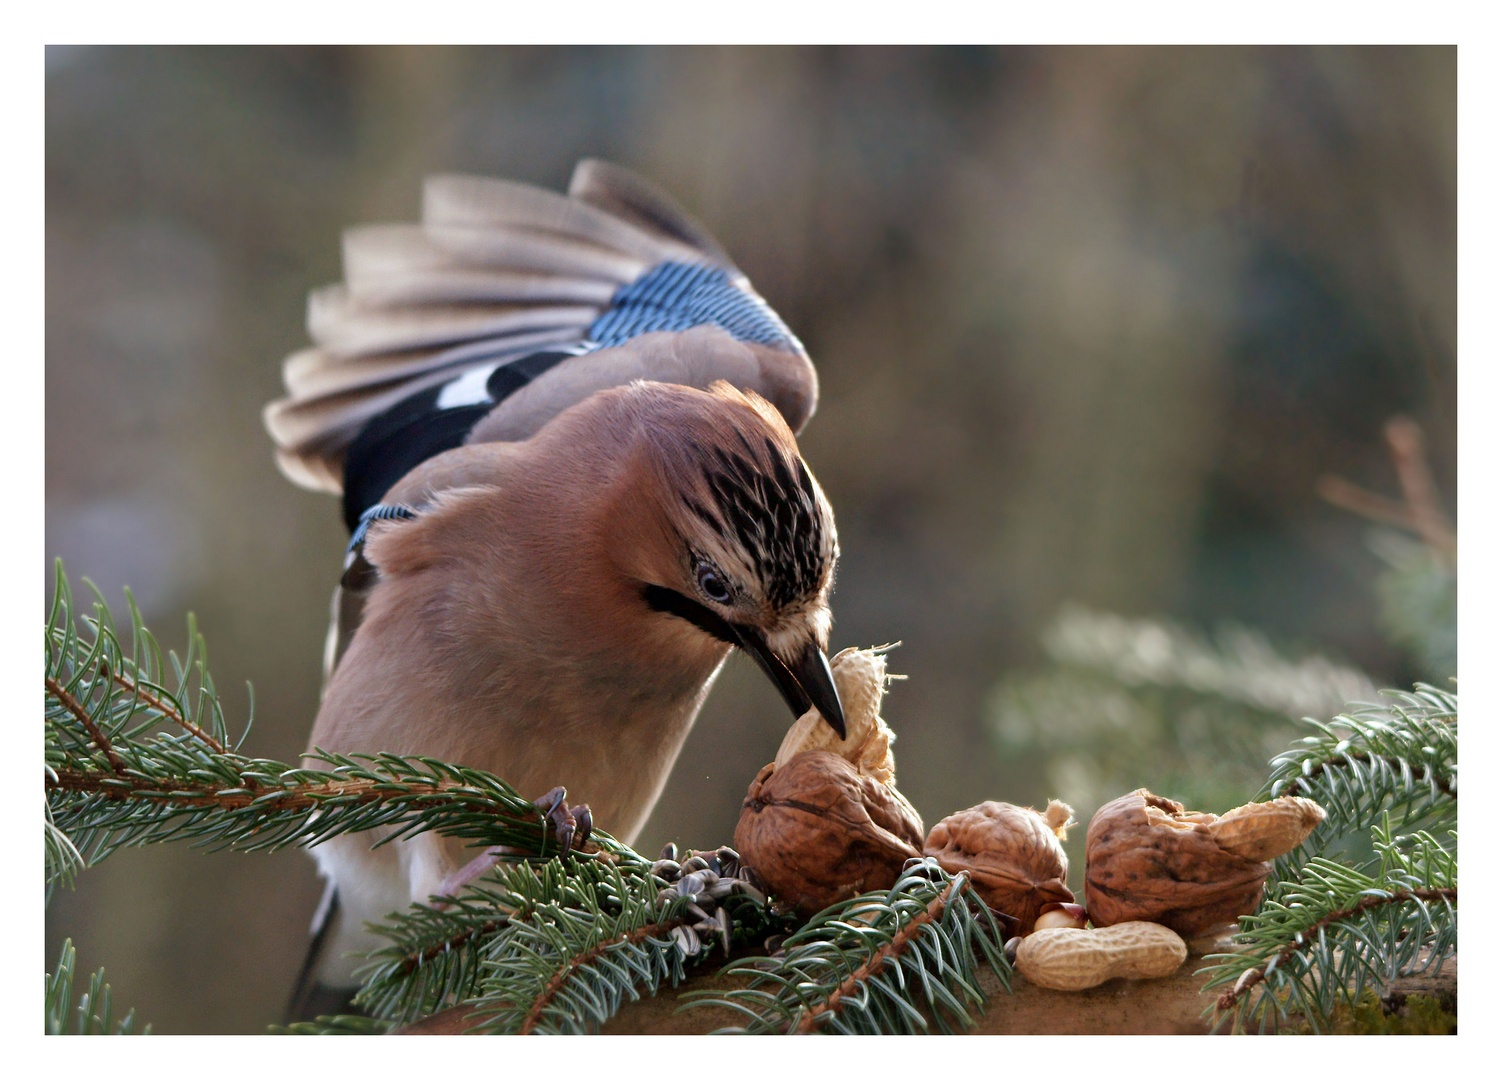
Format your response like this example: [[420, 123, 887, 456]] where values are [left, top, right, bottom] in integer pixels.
[[1215, 886, 1458, 1014], [1384, 418, 1456, 559], [47, 767, 473, 812], [1315, 476, 1416, 532], [1317, 415, 1455, 562], [793, 876, 965, 1034], [517, 917, 691, 1034], [45, 675, 125, 774], [102, 661, 227, 754]]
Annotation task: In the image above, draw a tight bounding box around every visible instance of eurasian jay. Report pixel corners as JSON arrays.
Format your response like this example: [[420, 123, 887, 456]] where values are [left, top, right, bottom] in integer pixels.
[[263, 160, 845, 1012]]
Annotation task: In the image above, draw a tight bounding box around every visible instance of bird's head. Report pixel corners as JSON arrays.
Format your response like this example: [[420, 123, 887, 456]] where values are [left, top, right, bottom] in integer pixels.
[[615, 381, 844, 737]]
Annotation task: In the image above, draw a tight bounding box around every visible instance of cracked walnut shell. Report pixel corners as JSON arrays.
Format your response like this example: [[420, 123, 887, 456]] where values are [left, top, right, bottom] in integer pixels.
[[924, 800, 1076, 935], [734, 750, 925, 917], [1084, 789, 1323, 937]]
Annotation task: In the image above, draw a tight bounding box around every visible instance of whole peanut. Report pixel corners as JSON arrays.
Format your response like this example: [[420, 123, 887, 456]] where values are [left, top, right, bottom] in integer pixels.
[[1015, 921, 1187, 991]]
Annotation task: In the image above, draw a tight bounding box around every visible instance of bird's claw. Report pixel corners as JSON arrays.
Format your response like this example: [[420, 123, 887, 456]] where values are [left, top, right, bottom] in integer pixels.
[[533, 786, 593, 856], [433, 845, 513, 907]]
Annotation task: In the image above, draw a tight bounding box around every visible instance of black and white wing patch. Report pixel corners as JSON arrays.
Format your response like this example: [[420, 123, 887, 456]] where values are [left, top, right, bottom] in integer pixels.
[[337, 261, 801, 529]]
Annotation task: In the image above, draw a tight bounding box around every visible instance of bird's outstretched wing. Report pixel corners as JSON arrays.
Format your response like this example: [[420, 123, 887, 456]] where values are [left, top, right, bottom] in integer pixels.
[[264, 159, 815, 531], [264, 159, 818, 682]]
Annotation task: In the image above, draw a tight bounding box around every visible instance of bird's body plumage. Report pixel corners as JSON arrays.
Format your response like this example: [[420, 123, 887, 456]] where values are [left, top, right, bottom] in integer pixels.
[[266, 161, 842, 1006]]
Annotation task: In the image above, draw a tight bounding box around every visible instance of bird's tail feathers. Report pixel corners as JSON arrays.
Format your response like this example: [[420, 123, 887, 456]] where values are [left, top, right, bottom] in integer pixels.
[[283, 879, 362, 1025]]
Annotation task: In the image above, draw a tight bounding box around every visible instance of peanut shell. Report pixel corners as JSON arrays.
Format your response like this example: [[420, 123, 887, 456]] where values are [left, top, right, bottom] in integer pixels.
[[1207, 796, 1326, 861], [1016, 921, 1187, 991]]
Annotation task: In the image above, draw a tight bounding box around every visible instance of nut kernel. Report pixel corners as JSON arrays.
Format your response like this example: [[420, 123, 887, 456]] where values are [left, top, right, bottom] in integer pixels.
[[775, 647, 899, 786], [1033, 905, 1090, 932]]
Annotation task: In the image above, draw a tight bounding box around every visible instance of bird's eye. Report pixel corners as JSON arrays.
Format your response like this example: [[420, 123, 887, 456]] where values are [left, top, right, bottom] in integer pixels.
[[697, 565, 732, 604]]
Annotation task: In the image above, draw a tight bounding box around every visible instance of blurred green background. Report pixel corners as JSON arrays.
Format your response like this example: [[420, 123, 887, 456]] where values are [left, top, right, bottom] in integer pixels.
[[45, 45, 1455, 1032]]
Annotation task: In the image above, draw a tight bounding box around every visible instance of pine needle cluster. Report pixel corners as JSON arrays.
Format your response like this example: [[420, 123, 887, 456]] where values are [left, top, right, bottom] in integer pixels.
[[1197, 685, 1458, 1032], [685, 861, 1010, 1034], [46, 939, 147, 1035]]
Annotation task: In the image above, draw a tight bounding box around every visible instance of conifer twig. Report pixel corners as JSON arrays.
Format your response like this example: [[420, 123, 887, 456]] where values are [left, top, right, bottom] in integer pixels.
[[1199, 818, 1457, 1034], [101, 659, 227, 754], [45, 675, 125, 774], [1283, 748, 1454, 799], [518, 916, 692, 1034], [1214, 886, 1458, 1013], [793, 876, 961, 1033], [686, 862, 1009, 1035]]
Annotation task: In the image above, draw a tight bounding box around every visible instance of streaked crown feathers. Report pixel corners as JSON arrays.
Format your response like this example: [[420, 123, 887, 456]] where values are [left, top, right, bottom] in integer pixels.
[[646, 382, 837, 616]]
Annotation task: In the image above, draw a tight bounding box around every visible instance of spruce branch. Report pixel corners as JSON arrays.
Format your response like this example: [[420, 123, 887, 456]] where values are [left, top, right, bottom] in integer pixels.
[[1039, 605, 1376, 720], [354, 888, 516, 1021], [1212, 887, 1455, 1014], [988, 606, 1379, 814], [351, 848, 778, 1032], [685, 860, 1010, 1034], [1199, 821, 1457, 1034], [45, 562, 631, 884], [457, 859, 704, 1034], [789, 875, 963, 1034], [517, 915, 692, 1034], [1262, 684, 1456, 879], [47, 748, 626, 870]]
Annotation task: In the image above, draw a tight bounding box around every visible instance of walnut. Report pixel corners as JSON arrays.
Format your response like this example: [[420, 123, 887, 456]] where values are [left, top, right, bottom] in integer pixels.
[[923, 800, 1076, 935], [734, 750, 925, 916], [1084, 789, 1323, 937]]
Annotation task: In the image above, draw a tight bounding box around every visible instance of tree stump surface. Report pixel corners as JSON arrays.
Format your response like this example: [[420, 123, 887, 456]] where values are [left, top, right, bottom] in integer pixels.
[[393, 951, 1456, 1034], [596, 956, 1223, 1034]]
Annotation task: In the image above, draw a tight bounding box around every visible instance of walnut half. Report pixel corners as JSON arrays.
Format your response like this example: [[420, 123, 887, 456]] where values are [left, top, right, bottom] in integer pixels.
[[924, 800, 1076, 936]]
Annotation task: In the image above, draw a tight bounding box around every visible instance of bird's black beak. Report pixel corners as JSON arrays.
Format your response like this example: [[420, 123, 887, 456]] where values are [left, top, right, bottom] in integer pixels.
[[638, 584, 846, 737], [733, 629, 846, 739]]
